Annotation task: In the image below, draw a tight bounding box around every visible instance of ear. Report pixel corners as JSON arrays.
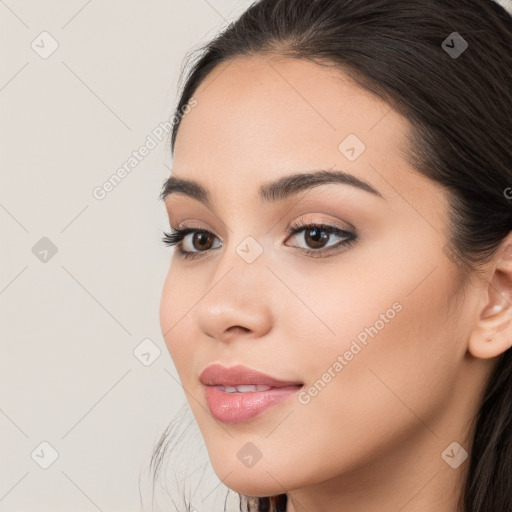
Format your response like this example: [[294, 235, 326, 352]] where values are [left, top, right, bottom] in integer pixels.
[[468, 235, 512, 359]]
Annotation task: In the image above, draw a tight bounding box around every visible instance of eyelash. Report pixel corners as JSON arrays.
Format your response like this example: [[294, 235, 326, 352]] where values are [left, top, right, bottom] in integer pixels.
[[161, 219, 357, 260]]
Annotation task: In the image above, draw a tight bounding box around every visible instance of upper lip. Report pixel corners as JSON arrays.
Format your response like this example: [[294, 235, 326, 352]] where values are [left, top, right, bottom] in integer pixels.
[[199, 364, 303, 388]]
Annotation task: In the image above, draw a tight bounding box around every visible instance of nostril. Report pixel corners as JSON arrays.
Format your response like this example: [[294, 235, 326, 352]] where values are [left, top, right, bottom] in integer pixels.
[[227, 325, 250, 334]]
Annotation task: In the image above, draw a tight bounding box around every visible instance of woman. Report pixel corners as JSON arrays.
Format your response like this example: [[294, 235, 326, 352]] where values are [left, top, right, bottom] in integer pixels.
[[154, 0, 512, 510]]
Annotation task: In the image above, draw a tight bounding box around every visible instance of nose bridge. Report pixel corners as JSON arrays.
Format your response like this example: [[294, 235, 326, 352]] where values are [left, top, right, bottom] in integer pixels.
[[194, 239, 275, 340], [213, 213, 270, 283]]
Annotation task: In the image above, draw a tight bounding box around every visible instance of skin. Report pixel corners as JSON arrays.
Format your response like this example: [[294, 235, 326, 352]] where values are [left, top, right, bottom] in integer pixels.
[[159, 55, 512, 512]]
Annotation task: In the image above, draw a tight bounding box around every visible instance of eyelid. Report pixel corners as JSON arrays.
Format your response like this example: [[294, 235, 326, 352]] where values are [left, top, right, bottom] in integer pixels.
[[285, 215, 354, 234], [283, 219, 356, 254], [176, 221, 223, 237]]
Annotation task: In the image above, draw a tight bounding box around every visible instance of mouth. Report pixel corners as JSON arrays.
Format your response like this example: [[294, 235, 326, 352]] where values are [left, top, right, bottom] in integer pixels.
[[203, 384, 303, 424], [199, 364, 303, 424]]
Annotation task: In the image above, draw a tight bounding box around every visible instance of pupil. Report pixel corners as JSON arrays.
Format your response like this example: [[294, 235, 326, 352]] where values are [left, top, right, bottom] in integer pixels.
[[307, 228, 328, 248], [194, 232, 212, 250]]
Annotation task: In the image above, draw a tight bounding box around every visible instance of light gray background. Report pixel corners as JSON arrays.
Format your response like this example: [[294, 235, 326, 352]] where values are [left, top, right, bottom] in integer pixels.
[[2, 1, 512, 511], [0, 1, 253, 511]]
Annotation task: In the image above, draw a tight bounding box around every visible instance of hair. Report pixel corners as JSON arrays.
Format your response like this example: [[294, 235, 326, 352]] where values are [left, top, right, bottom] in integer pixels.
[[151, 1, 512, 510]]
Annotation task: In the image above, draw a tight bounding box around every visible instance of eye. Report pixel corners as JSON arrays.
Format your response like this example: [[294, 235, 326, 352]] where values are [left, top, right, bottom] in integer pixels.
[[284, 219, 357, 257], [161, 226, 221, 260], [161, 220, 357, 260]]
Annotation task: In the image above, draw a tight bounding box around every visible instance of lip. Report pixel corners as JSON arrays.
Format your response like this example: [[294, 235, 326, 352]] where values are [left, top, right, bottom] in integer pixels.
[[199, 363, 303, 388], [200, 364, 303, 424]]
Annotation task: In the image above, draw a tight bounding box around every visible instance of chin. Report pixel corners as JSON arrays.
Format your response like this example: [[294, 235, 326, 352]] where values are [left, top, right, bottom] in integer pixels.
[[222, 477, 286, 499], [208, 456, 290, 497]]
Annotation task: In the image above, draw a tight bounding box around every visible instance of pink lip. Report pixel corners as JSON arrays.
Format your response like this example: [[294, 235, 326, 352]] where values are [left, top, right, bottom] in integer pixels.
[[199, 364, 303, 424], [199, 363, 303, 388]]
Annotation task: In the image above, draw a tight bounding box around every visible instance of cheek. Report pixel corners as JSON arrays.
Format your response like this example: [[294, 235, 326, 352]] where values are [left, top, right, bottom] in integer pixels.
[[275, 258, 461, 465], [296, 269, 459, 451], [159, 264, 197, 367], [159, 268, 175, 347]]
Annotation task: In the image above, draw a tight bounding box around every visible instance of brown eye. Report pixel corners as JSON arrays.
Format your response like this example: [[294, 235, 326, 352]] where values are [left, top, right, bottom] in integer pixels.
[[192, 232, 215, 251], [285, 221, 356, 257], [303, 226, 329, 249]]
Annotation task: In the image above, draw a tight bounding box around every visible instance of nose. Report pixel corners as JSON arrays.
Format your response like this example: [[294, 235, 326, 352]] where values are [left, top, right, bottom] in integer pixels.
[[194, 255, 275, 343]]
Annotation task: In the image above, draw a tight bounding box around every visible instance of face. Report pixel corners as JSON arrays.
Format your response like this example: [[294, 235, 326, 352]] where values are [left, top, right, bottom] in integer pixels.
[[159, 56, 480, 499]]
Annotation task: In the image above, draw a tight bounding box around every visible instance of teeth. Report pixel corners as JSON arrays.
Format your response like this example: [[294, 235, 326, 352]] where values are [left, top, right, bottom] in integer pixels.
[[217, 384, 273, 393]]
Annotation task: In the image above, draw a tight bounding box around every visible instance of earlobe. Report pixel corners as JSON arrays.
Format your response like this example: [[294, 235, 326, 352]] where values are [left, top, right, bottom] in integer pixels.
[[468, 238, 512, 360], [469, 311, 512, 359]]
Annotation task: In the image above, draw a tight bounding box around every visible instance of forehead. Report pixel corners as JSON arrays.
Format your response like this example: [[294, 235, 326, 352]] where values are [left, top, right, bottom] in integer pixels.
[[170, 55, 423, 206]]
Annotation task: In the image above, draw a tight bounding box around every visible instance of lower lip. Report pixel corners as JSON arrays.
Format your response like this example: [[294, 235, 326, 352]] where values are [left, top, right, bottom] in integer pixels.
[[204, 385, 302, 424]]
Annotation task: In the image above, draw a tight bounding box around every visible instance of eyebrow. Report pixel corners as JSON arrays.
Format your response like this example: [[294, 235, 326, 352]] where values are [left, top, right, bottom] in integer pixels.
[[159, 168, 384, 208]]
